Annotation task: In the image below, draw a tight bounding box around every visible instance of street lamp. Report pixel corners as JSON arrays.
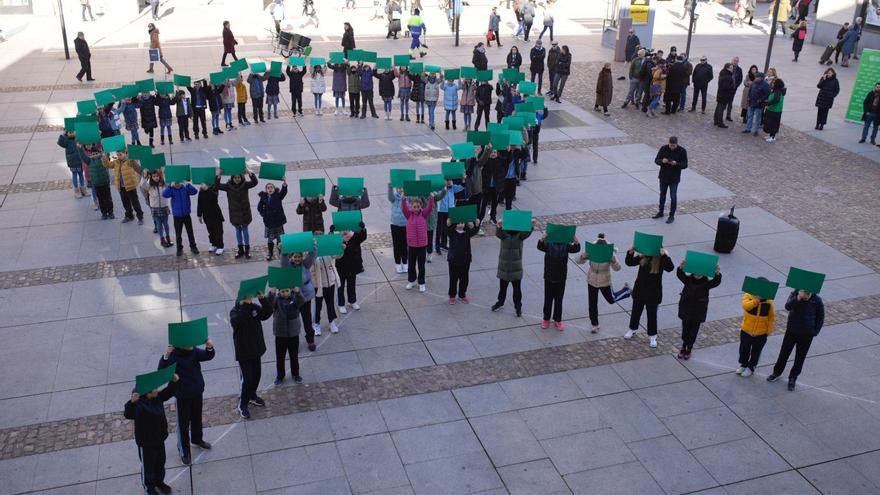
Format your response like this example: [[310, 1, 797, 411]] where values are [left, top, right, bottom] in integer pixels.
[[58, 0, 70, 59]]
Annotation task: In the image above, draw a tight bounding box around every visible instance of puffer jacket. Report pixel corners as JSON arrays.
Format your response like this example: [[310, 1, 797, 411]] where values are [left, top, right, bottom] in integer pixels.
[[311, 73, 326, 94], [217, 173, 258, 226], [138, 94, 158, 130], [677, 267, 722, 323], [402, 196, 434, 247], [330, 226, 366, 276], [538, 239, 581, 283], [460, 81, 477, 107], [79, 146, 109, 187], [741, 294, 775, 336], [247, 74, 267, 99], [267, 291, 305, 338], [347, 66, 361, 94], [162, 183, 198, 217], [784, 290, 824, 337], [57, 134, 81, 169], [139, 177, 169, 209], [376, 71, 396, 98], [236, 80, 248, 103], [286, 66, 306, 93], [423, 76, 440, 102], [496, 229, 532, 281], [441, 81, 460, 110], [576, 245, 621, 288], [222, 79, 237, 105], [396, 70, 412, 91], [310, 255, 340, 289], [358, 66, 374, 92], [257, 184, 288, 228], [102, 156, 141, 192], [296, 198, 327, 233]]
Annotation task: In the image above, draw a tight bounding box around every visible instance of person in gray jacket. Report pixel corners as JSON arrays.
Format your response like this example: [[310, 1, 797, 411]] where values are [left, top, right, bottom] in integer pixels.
[[268, 287, 306, 385], [281, 251, 317, 351]]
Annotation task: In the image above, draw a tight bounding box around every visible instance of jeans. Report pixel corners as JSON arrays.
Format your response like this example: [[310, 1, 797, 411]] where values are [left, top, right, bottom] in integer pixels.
[[861, 113, 878, 142], [223, 105, 233, 127], [267, 95, 279, 116], [681, 320, 702, 350], [551, 73, 568, 98], [211, 111, 220, 130], [415, 100, 425, 119], [678, 87, 688, 111], [70, 168, 84, 189], [738, 331, 767, 371], [427, 102, 437, 126], [772, 331, 814, 380], [129, 128, 140, 144], [629, 301, 658, 335], [543, 281, 566, 322], [649, 94, 662, 111], [154, 213, 170, 239], [234, 224, 250, 245], [384, 97, 393, 113], [159, 118, 172, 138], [314, 93, 323, 110], [530, 70, 544, 94], [275, 336, 300, 379], [625, 80, 640, 104], [463, 110, 472, 128], [539, 24, 553, 41], [407, 246, 427, 284], [497, 279, 522, 309], [334, 91, 346, 109], [445, 109, 456, 123], [659, 180, 678, 216], [399, 89, 410, 116], [745, 106, 762, 132]]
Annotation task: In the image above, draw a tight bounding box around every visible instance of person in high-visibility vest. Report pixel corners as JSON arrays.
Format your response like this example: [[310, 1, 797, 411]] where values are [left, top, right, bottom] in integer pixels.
[[408, 9, 427, 59]]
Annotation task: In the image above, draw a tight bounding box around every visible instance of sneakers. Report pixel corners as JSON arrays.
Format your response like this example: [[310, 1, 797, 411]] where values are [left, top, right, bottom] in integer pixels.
[[249, 396, 266, 407], [666, 215, 675, 224], [405, 282, 414, 290], [741, 368, 753, 377], [293, 375, 303, 383], [766, 374, 779, 382], [449, 297, 456, 305], [329, 321, 339, 334], [652, 211, 665, 219], [351, 303, 361, 310], [765, 136, 777, 143], [735, 367, 746, 375], [339, 306, 348, 314], [215, 247, 224, 255], [419, 284, 426, 292], [649, 336, 657, 348], [555, 321, 565, 331], [591, 324, 599, 334], [678, 349, 688, 360], [491, 302, 504, 312], [427, 253, 433, 263], [623, 329, 635, 339], [515, 308, 522, 317], [208, 246, 217, 254], [238, 406, 251, 419], [313, 323, 322, 336], [395, 263, 404, 273], [541, 320, 550, 329], [459, 296, 469, 304]]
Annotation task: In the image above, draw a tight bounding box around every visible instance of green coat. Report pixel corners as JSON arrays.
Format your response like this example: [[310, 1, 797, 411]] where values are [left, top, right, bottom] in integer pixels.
[[347, 68, 360, 94], [496, 229, 532, 281], [80, 148, 109, 187]]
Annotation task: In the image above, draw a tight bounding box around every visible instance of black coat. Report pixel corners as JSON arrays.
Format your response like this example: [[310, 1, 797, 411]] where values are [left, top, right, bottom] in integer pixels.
[[626, 252, 674, 304], [625, 34, 640, 62], [74, 37, 90, 59], [446, 223, 479, 265], [476, 82, 493, 106], [815, 76, 840, 109], [792, 27, 807, 52], [732, 65, 743, 89], [138, 94, 158, 130], [507, 51, 523, 69], [692, 62, 713, 87], [331, 225, 367, 276], [230, 298, 273, 361], [257, 184, 288, 228], [716, 69, 736, 103], [537, 239, 581, 283], [342, 29, 356, 52], [654, 144, 688, 184], [376, 71, 396, 98], [123, 381, 176, 447], [286, 66, 307, 93], [784, 290, 825, 336], [157, 347, 214, 399], [529, 47, 546, 73], [677, 268, 722, 323], [296, 197, 327, 232], [205, 84, 223, 112], [555, 53, 572, 75], [472, 49, 488, 71], [409, 74, 424, 102], [666, 62, 688, 93], [218, 173, 258, 226], [863, 91, 880, 119], [196, 187, 224, 223]]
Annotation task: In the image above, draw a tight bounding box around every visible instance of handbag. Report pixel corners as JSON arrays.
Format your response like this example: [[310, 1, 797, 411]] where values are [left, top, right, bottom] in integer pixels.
[[487, 29, 495, 41]]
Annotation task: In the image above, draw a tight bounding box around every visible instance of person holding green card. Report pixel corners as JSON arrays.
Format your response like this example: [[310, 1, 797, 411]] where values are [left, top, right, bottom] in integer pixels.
[[676, 260, 722, 359], [217, 170, 259, 259], [297, 194, 327, 233], [576, 233, 631, 333], [441, 77, 461, 130], [624, 245, 674, 348], [388, 183, 409, 273], [267, 286, 306, 385], [328, 60, 348, 116], [140, 170, 172, 247], [423, 70, 440, 129], [330, 222, 367, 313], [102, 149, 144, 224], [311, 65, 327, 116], [767, 289, 825, 391], [475, 76, 493, 131], [265, 66, 286, 120], [347, 63, 361, 118], [446, 218, 480, 304], [230, 289, 273, 419], [311, 239, 342, 335], [396, 65, 413, 121], [537, 230, 581, 330], [162, 179, 200, 257], [461, 76, 477, 131], [123, 372, 179, 495], [80, 143, 115, 219], [247, 71, 268, 123], [737, 280, 776, 377], [329, 182, 370, 212], [286, 64, 307, 117], [401, 191, 435, 291], [377, 65, 397, 120], [491, 216, 537, 316], [410, 70, 425, 123], [357, 62, 379, 119], [197, 178, 224, 255], [118, 97, 142, 145], [57, 130, 87, 198], [257, 178, 288, 261]]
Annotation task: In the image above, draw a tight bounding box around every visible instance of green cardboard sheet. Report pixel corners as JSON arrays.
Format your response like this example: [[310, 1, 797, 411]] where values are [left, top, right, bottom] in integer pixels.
[[164, 165, 191, 183], [168, 318, 208, 348], [250, 62, 267, 73], [299, 177, 326, 197], [156, 81, 174, 95], [390, 168, 417, 188], [450, 142, 475, 159], [219, 157, 247, 176], [508, 130, 524, 146], [546, 224, 576, 243], [515, 103, 533, 114], [258, 162, 286, 180], [141, 152, 166, 171], [136, 78, 156, 93], [467, 130, 490, 146], [394, 54, 411, 66], [684, 250, 719, 278], [310, 56, 326, 67], [403, 180, 432, 198], [223, 66, 238, 80], [490, 131, 510, 149], [329, 52, 345, 64], [742, 276, 780, 300], [209, 71, 226, 85], [444, 68, 460, 80], [280, 232, 315, 254], [785, 267, 826, 293], [501, 68, 523, 83], [117, 84, 139, 99], [64, 117, 76, 132], [449, 204, 477, 224], [190, 167, 217, 186], [127, 145, 152, 161], [584, 242, 614, 264], [237, 275, 268, 300], [173, 74, 192, 87], [633, 231, 663, 257], [505, 116, 525, 130], [267, 266, 302, 289], [442, 161, 465, 179], [362, 51, 377, 63], [230, 58, 249, 72], [460, 66, 477, 79], [426, 64, 442, 74], [501, 210, 533, 232], [518, 81, 537, 95], [270, 61, 283, 77], [476, 69, 493, 82], [316, 233, 344, 256], [289, 56, 305, 67], [332, 210, 363, 232], [135, 363, 176, 395], [94, 89, 117, 106], [77, 100, 97, 115], [420, 173, 446, 191], [527, 95, 545, 109], [409, 62, 424, 74], [74, 122, 100, 144], [377, 57, 392, 70], [101, 135, 126, 153], [336, 177, 364, 197], [486, 122, 505, 133], [347, 49, 363, 62]]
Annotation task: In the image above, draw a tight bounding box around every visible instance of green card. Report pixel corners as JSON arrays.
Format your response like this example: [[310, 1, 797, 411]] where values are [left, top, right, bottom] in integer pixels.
[[508, 130, 524, 146], [501, 210, 533, 232], [377, 57, 392, 70], [684, 250, 719, 279], [449, 204, 477, 224], [136, 78, 156, 93], [403, 180, 432, 198], [77, 100, 97, 115], [94, 89, 117, 106], [219, 157, 247, 176], [127, 144, 152, 161], [347, 49, 363, 62], [394, 54, 411, 67], [450, 142, 475, 160], [330, 51, 345, 64], [460, 66, 477, 79], [164, 165, 191, 183], [299, 177, 326, 197], [633, 231, 663, 256], [74, 122, 100, 144], [785, 267, 825, 293], [64, 117, 76, 132], [141, 152, 166, 171], [316, 233, 344, 256], [741, 276, 780, 300], [258, 162, 286, 180], [223, 66, 238, 80], [156, 81, 174, 95], [426, 64, 442, 74], [409, 62, 424, 74], [230, 58, 248, 72], [304, 46, 312, 57], [467, 130, 490, 146], [168, 318, 208, 348], [518, 81, 537, 95], [487, 122, 505, 133], [515, 103, 533, 114], [310, 56, 326, 67], [362, 51, 377, 63], [332, 210, 363, 232], [280, 232, 315, 254], [420, 173, 446, 191], [390, 169, 416, 188], [505, 116, 525, 130], [237, 275, 268, 300], [476, 69, 494, 82], [101, 135, 126, 153], [267, 265, 302, 289], [174, 74, 192, 87], [190, 167, 217, 186], [490, 131, 510, 149], [444, 68, 460, 80], [250, 62, 267, 73], [118, 84, 139, 99], [135, 363, 176, 395], [210, 71, 226, 85], [521, 112, 537, 126], [442, 161, 465, 179], [584, 242, 614, 263], [527, 95, 545, 110], [270, 61, 283, 77], [546, 224, 576, 243], [501, 68, 521, 82], [337, 177, 364, 197]]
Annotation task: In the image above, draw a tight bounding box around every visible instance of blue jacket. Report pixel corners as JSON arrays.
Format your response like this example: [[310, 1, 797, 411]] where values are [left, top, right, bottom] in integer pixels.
[[157, 95, 174, 119], [842, 26, 859, 54], [247, 74, 266, 99], [157, 346, 214, 399], [784, 290, 825, 336], [359, 67, 375, 92], [438, 184, 463, 212], [747, 79, 770, 108], [162, 183, 198, 216], [257, 184, 288, 228], [388, 184, 406, 226], [118, 101, 139, 129], [441, 81, 461, 111]]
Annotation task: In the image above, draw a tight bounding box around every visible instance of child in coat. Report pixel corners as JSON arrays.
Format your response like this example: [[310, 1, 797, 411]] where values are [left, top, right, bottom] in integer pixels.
[[330, 223, 367, 313], [311, 249, 341, 335], [737, 284, 775, 377], [423, 73, 440, 129], [118, 98, 141, 145], [624, 248, 674, 348], [103, 149, 145, 224], [138, 93, 159, 147], [265, 70, 286, 119], [174, 90, 192, 142], [296, 195, 327, 233], [57, 131, 86, 197], [676, 261, 722, 359], [387, 184, 408, 273], [435, 180, 464, 255], [329, 184, 371, 211], [221, 77, 237, 131], [267, 287, 306, 384], [140, 169, 172, 247], [162, 181, 200, 256], [281, 251, 317, 351], [206, 82, 224, 135], [460, 78, 477, 130], [376, 68, 396, 120], [286, 65, 307, 116], [123, 374, 178, 495], [196, 182, 225, 255], [217, 171, 259, 259], [446, 219, 480, 304], [311, 65, 326, 115], [80, 144, 114, 218], [257, 179, 288, 261], [401, 193, 435, 291], [575, 233, 631, 333], [440, 78, 461, 129], [230, 292, 273, 419], [492, 217, 536, 316], [347, 64, 361, 118], [156, 92, 174, 145], [235, 76, 251, 126], [537, 233, 581, 330]]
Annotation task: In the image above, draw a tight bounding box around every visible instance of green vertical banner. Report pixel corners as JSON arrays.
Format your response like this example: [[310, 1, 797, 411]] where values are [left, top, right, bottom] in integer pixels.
[[846, 48, 880, 122]]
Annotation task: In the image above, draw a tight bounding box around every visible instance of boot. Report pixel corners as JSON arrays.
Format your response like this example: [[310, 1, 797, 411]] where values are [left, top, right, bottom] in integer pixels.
[[445, 120, 450, 130], [149, 137, 154, 148], [160, 136, 165, 145], [452, 120, 457, 130], [165, 236, 173, 248], [169, 137, 174, 145], [235, 245, 244, 259], [80, 186, 88, 197], [244, 244, 251, 259]]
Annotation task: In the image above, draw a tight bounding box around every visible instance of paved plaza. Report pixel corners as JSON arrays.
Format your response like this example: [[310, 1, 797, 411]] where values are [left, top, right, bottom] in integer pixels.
[[0, 0, 879, 493]]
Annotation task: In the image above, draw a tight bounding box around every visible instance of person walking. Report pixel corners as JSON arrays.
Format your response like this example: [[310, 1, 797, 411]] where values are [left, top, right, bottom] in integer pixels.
[[342, 22, 356, 58], [651, 136, 687, 224], [625, 28, 640, 62], [713, 63, 736, 128], [529, 40, 546, 94], [622, 49, 644, 109], [539, 5, 554, 41], [150, 0, 161, 20], [859, 82, 880, 145], [271, 0, 285, 34], [546, 41, 559, 96], [743, 70, 769, 135], [762, 78, 786, 142], [550, 45, 571, 102], [814, 68, 840, 130], [80, 0, 95, 21], [521, 0, 536, 41], [792, 20, 807, 61], [407, 9, 427, 59], [386, 0, 403, 39], [146, 24, 173, 74], [74, 32, 94, 82], [770, 0, 790, 34], [767, 289, 824, 391], [594, 63, 613, 116], [689, 56, 712, 113], [221, 21, 238, 66], [487, 7, 503, 47]]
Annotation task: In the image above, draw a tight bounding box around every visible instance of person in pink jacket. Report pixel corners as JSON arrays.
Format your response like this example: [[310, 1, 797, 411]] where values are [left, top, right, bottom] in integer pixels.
[[401, 193, 435, 292]]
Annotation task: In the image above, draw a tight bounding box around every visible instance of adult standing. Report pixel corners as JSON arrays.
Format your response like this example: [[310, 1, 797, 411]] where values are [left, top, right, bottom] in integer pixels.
[[472, 42, 488, 71], [487, 7, 503, 48], [713, 63, 735, 128], [221, 21, 238, 67], [858, 82, 880, 145], [74, 32, 94, 82], [767, 289, 824, 391], [341, 22, 356, 58], [529, 40, 546, 94], [814, 68, 840, 130], [677, 53, 693, 112], [689, 56, 712, 113], [770, 0, 789, 34], [550, 45, 570, 103], [664, 56, 686, 114], [270, 0, 285, 34], [739, 65, 757, 123], [150, 0, 161, 21], [831, 22, 850, 64], [546, 41, 559, 95], [230, 292, 273, 419], [743, 70, 769, 136], [625, 28, 640, 62], [727, 56, 743, 121], [622, 49, 644, 108], [81, 0, 95, 21], [762, 78, 786, 142], [506, 46, 522, 70], [791, 20, 807, 62], [594, 63, 613, 115], [146, 24, 173, 74], [840, 22, 860, 67], [651, 136, 687, 224]]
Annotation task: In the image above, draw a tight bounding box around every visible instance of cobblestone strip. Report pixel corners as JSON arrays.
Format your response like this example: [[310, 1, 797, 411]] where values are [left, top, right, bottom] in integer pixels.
[[0, 197, 738, 290], [0, 124, 64, 135], [0, 294, 876, 461]]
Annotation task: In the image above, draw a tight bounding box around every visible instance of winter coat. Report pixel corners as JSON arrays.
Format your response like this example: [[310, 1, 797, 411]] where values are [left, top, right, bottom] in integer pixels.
[[236, 80, 248, 103], [257, 184, 288, 228], [347, 66, 361, 94], [206, 84, 223, 112], [281, 253, 316, 301], [676, 268, 722, 323], [731, 65, 744, 89], [222, 27, 236, 52], [148, 27, 162, 53], [123, 382, 175, 447], [196, 186, 224, 223], [57, 134, 81, 169], [446, 223, 479, 265], [461, 81, 477, 107], [423, 77, 440, 102], [247, 73, 267, 99], [395, 69, 413, 91], [538, 239, 581, 284], [329, 185, 370, 211], [296, 198, 327, 232], [625, 251, 674, 305], [506, 51, 523, 69], [310, 255, 340, 289], [716, 68, 736, 103], [654, 144, 688, 184], [815, 76, 840, 109], [217, 173, 258, 226], [175, 96, 192, 117], [267, 291, 305, 338], [741, 294, 775, 336], [472, 48, 488, 71], [119, 101, 139, 130], [666, 62, 687, 94], [863, 91, 880, 118], [625, 34, 641, 62], [187, 84, 209, 109], [342, 28, 356, 53], [329, 64, 347, 93], [402, 196, 434, 247], [476, 82, 493, 106], [157, 95, 175, 119], [441, 81, 461, 111], [376, 71, 396, 98], [230, 298, 272, 361], [841, 25, 859, 55], [628, 57, 643, 80], [488, 13, 501, 32], [576, 246, 621, 288], [162, 183, 198, 217], [140, 178, 169, 209], [79, 147, 109, 187], [547, 47, 560, 72], [784, 290, 824, 337], [311, 73, 326, 94], [102, 156, 141, 192], [157, 347, 214, 399], [286, 66, 306, 93], [138, 95, 158, 130], [74, 37, 90, 60], [530, 46, 545, 73], [792, 26, 807, 53], [692, 62, 713, 87], [330, 226, 367, 276], [388, 185, 406, 227], [358, 67, 375, 92], [555, 53, 572, 75], [740, 76, 754, 109], [747, 78, 770, 108], [266, 74, 285, 96], [496, 229, 532, 281], [595, 69, 614, 107]]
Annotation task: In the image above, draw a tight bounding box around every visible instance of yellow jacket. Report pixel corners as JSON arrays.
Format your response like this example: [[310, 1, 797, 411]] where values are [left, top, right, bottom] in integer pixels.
[[741, 294, 775, 336], [102, 156, 141, 192], [236, 81, 248, 103]]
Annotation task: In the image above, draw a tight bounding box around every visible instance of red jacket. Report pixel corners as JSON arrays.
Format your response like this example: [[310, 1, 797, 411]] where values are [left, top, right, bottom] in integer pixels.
[[223, 27, 236, 52], [402, 196, 434, 248]]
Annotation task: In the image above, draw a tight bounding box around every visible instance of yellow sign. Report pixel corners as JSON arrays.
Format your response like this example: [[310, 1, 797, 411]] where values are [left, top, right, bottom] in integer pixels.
[[630, 5, 649, 24]]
